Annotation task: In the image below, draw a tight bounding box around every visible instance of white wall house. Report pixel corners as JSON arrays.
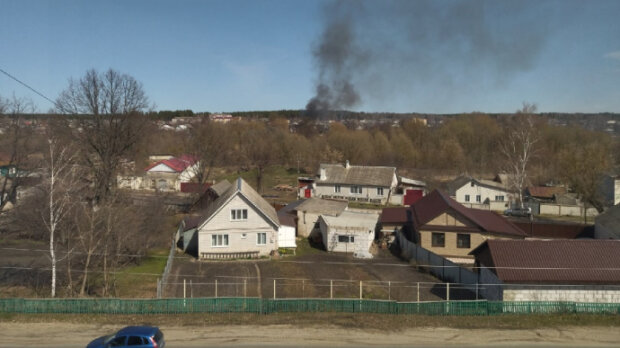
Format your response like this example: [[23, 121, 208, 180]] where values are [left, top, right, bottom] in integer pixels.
[[452, 176, 513, 211], [195, 178, 280, 259], [318, 210, 379, 258], [118, 155, 200, 192], [307, 161, 398, 205]]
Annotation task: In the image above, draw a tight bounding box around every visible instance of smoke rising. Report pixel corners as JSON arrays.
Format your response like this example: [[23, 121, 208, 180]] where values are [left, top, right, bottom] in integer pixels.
[[307, 0, 550, 114]]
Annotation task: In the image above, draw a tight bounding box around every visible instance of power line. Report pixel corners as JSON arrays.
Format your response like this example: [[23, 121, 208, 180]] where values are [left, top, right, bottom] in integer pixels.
[[0, 67, 57, 106]]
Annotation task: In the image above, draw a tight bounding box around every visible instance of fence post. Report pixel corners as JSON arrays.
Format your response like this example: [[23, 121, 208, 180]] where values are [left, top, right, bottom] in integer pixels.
[[476, 283, 478, 300], [302, 279, 305, 298], [183, 278, 186, 299], [417, 282, 420, 302], [215, 279, 218, 298], [446, 282, 450, 302], [190, 279, 193, 298], [388, 281, 391, 301], [330, 280, 333, 299], [156, 278, 161, 299], [273, 279, 276, 299], [359, 281, 363, 299], [244, 278, 247, 298]]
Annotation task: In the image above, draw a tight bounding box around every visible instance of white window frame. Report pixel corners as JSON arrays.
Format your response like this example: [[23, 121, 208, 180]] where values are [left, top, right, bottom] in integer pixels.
[[230, 208, 248, 221], [350, 186, 362, 194], [495, 195, 505, 202], [464, 194, 470, 202], [377, 187, 384, 196], [257, 232, 267, 245], [211, 234, 229, 247], [476, 195, 481, 203], [334, 185, 341, 193]]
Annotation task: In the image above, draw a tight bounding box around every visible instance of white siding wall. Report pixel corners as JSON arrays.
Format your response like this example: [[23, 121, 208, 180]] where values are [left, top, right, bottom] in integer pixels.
[[314, 184, 391, 203], [455, 183, 510, 205], [320, 223, 374, 254], [296, 211, 322, 238], [197, 195, 277, 257], [504, 286, 620, 303], [278, 226, 296, 248]]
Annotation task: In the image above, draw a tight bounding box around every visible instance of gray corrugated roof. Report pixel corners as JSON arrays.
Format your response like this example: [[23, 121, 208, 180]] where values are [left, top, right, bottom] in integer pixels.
[[318, 163, 395, 187], [210, 179, 232, 197], [196, 177, 279, 229], [296, 197, 348, 216], [596, 204, 620, 238]]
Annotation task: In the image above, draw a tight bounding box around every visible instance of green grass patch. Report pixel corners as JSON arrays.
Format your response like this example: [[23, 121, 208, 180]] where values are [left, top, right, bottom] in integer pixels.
[[292, 237, 324, 257], [115, 248, 169, 298]]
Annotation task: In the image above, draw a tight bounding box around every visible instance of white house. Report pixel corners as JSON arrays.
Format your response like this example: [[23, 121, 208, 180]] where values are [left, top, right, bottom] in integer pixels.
[[195, 177, 280, 259], [144, 155, 200, 191], [318, 210, 379, 258], [302, 161, 399, 205], [295, 198, 348, 238], [450, 175, 513, 211]]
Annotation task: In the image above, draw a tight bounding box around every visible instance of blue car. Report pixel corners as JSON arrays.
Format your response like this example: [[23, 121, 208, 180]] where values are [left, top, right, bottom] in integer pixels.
[[86, 326, 165, 348]]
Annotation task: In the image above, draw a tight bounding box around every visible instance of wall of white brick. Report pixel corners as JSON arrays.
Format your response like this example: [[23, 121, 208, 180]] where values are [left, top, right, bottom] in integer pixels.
[[504, 286, 620, 303]]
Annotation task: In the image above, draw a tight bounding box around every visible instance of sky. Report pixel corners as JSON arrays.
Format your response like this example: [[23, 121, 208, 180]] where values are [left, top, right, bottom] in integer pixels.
[[1, 0, 620, 114]]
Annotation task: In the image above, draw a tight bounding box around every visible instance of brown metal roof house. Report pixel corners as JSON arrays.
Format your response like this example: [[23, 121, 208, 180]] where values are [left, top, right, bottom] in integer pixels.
[[470, 239, 620, 302], [407, 190, 526, 264]]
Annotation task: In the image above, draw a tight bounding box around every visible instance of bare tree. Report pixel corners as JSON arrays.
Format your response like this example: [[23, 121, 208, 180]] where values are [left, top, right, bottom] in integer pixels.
[[0, 95, 35, 212], [184, 119, 229, 187], [39, 132, 81, 297], [55, 69, 150, 204], [500, 103, 539, 208]]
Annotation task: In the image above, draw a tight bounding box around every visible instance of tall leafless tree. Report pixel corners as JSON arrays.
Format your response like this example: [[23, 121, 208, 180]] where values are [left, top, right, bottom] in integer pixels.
[[500, 103, 539, 208], [55, 69, 150, 204], [184, 118, 229, 187], [0, 95, 35, 212]]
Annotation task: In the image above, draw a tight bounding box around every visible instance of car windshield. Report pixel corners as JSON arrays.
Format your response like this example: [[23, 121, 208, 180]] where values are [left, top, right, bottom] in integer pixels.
[[102, 335, 116, 344]]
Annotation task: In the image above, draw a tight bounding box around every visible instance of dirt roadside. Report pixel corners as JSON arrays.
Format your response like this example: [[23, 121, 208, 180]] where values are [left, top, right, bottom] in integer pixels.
[[0, 322, 619, 347]]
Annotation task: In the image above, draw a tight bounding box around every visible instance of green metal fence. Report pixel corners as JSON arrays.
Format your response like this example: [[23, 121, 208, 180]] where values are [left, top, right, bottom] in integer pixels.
[[0, 298, 619, 315]]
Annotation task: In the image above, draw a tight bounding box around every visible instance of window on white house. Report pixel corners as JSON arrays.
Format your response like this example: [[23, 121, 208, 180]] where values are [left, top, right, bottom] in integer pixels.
[[334, 185, 341, 193], [377, 187, 384, 196], [337, 235, 354, 243], [231, 209, 248, 221], [257, 232, 267, 245], [476, 195, 481, 202], [350, 186, 362, 194], [212, 234, 229, 247], [495, 195, 505, 202], [465, 194, 470, 202]]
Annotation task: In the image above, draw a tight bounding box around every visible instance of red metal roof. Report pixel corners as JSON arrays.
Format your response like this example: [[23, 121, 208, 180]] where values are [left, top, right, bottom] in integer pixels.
[[471, 239, 620, 284], [512, 221, 593, 239], [526, 186, 566, 199], [145, 154, 198, 173], [411, 190, 526, 237], [380, 207, 410, 224]]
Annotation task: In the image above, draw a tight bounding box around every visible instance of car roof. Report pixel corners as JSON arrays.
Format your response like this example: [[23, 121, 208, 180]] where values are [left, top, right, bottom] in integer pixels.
[[117, 326, 159, 336]]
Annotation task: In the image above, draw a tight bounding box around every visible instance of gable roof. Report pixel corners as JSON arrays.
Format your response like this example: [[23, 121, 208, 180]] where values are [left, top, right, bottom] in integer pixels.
[[210, 179, 232, 197], [448, 175, 510, 195], [318, 163, 395, 187], [296, 197, 348, 216], [470, 239, 620, 284], [321, 210, 379, 231], [145, 154, 198, 173], [411, 190, 525, 237], [196, 177, 279, 230], [596, 204, 620, 239]]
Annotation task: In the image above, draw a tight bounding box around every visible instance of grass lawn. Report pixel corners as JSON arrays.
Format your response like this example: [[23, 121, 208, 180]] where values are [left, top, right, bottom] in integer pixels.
[[115, 248, 169, 298]]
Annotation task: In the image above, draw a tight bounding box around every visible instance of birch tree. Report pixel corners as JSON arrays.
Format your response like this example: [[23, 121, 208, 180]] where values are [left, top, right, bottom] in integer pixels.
[[40, 134, 80, 297], [500, 103, 539, 208]]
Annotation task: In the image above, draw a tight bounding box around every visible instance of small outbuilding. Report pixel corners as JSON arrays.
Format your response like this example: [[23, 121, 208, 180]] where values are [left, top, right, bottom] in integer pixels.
[[318, 210, 379, 258], [470, 239, 620, 303]]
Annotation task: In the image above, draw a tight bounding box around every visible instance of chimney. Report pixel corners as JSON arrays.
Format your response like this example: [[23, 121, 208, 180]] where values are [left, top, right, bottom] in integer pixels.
[[320, 167, 326, 180], [345, 160, 350, 169]]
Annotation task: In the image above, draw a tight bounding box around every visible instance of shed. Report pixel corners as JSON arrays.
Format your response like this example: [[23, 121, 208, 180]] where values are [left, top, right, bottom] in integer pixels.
[[318, 210, 379, 258]]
